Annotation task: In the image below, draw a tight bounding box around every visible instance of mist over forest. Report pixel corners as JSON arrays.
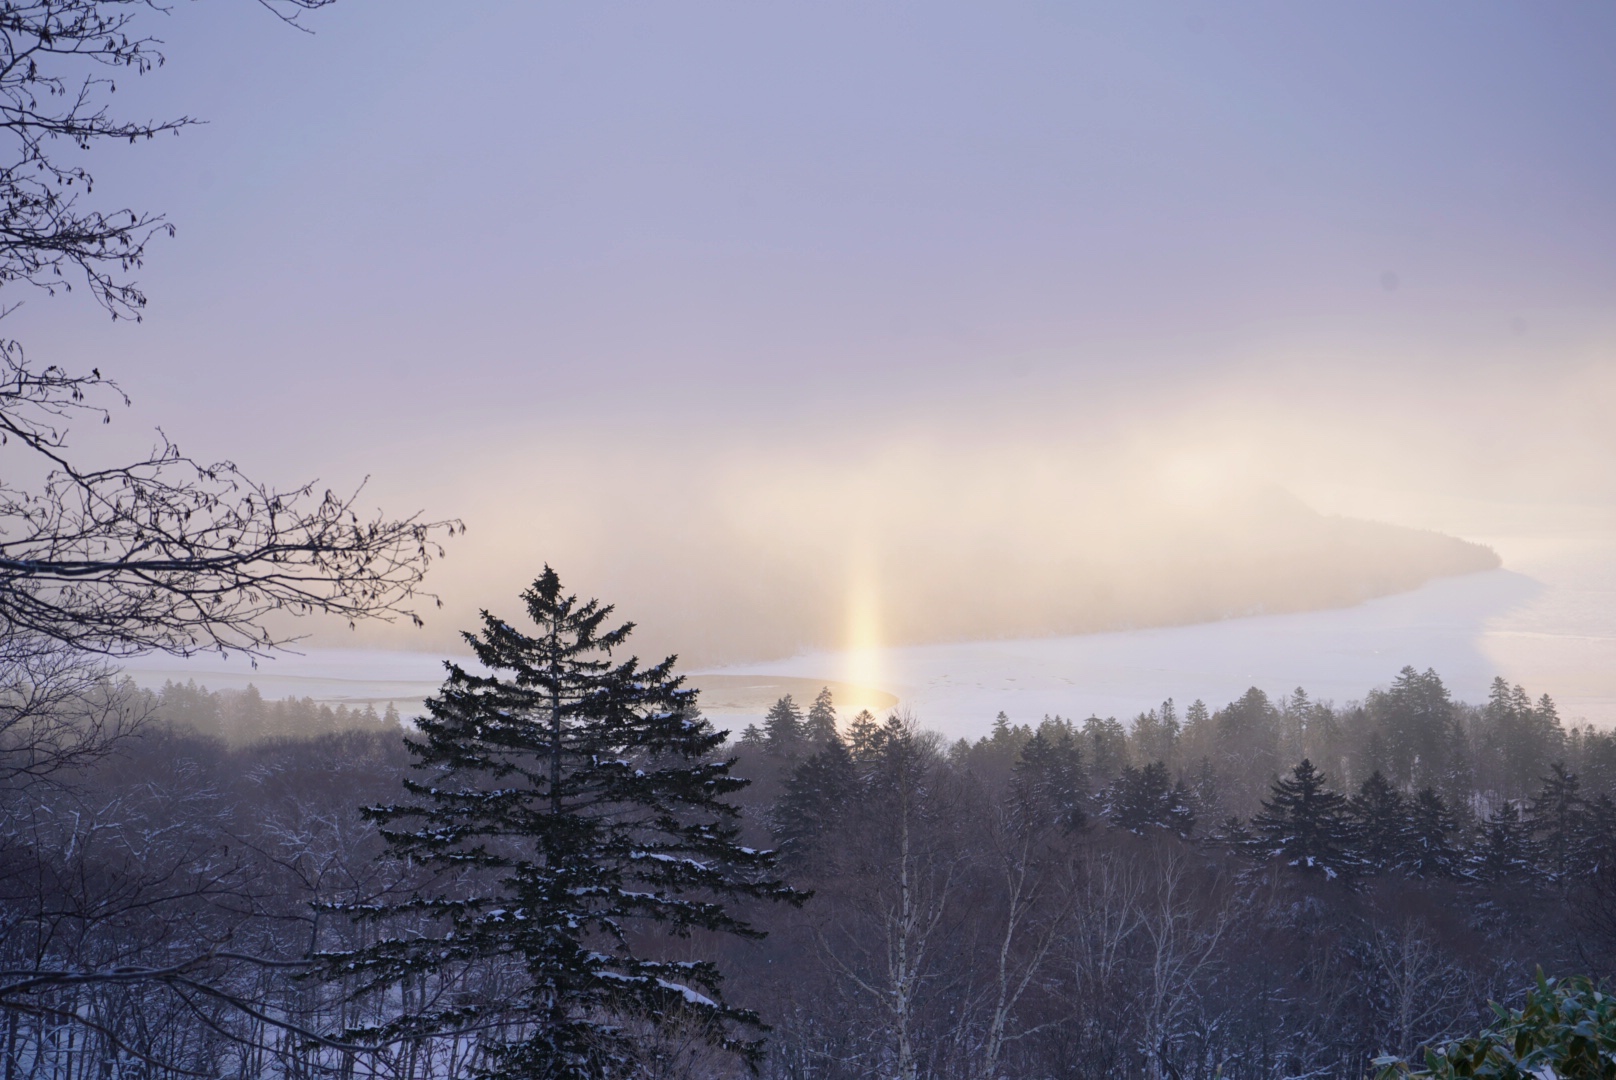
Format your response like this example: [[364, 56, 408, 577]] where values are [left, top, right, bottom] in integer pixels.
[[412, 458, 1504, 668], [3, 2, 1615, 1079], [9, 663, 1615, 1080]]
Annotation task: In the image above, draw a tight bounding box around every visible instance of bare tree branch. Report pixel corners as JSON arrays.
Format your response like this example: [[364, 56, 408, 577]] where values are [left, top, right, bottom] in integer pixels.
[[0, 0, 340, 318], [0, 346, 462, 657]]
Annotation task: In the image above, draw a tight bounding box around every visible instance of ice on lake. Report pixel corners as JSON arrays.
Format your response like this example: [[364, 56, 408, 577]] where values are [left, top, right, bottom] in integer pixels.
[[121, 531, 1616, 742]]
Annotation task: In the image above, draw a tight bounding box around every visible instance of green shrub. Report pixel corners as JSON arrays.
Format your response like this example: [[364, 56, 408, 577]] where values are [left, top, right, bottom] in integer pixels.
[[1375, 973, 1616, 1080]]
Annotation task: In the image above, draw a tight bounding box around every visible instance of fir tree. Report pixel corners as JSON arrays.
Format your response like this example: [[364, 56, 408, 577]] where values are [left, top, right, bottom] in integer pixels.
[[773, 736, 859, 864], [1473, 800, 1536, 883], [1373, 666, 1455, 788], [1281, 687, 1311, 762], [1213, 814, 1254, 853], [1578, 793, 1616, 877], [974, 710, 1033, 767], [1405, 787, 1464, 880], [1189, 756, 1222, 823], [1348, 771, 1409, 875], [991, 710, 1013, 744], [327, 568, 802, 1080], [846, 708, 882, 762], [1082, 714, 1129, 783], [1215, 688, 1282, 798], [803, 687, 839, 746], [1248, 759, 1355, 880], [1184, 699, 1211, 730], [1105, 761, 1194, 838], [1528, 763, 1587, 882], [1481, 678, 1565, 800], [1131, 700, 1180, 765], [1012, 723, 1087, 833], [763, 694, 806, 758]]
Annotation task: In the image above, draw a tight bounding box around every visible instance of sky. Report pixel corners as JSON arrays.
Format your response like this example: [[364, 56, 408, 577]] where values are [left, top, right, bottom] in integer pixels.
[[10, 1, 1616, 670]]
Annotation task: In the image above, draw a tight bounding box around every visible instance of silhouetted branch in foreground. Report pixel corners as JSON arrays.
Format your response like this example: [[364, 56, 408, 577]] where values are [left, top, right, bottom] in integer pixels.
[[0, 349, 461, 657]]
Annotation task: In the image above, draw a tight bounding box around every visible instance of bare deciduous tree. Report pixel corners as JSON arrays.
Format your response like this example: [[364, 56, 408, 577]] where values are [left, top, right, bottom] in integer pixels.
[[0, 351, 459, 658], [0, 0, 336, 320], [0, 4, 460, 1076]]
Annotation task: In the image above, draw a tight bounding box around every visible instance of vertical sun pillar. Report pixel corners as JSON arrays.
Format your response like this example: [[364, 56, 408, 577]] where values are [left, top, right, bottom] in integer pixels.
[[844, 546, 885, 702]]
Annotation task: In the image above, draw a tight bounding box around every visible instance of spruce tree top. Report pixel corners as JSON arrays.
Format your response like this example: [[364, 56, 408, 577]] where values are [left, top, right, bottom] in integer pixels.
[[763, 693, 806, 756], [804, 686, 840, 746], [1250, 759, 1356, 880], [331, 567, 803, 1080]]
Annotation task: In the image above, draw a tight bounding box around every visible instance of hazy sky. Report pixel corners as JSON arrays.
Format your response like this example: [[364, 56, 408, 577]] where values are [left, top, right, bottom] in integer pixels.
[[13, 1, 1616, 659]]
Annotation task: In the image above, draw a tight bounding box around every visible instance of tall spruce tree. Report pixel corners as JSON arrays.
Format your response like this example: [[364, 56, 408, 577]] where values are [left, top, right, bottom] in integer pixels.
[[1474, 800, 1536, 883], [327, 568, 801, 1080], [763, 694, 806, 757], [772, 736, 859, 865], [1373, 667, 1456, 788], [1405, 787, 1464, 880], [1105, 761, 1195, 838], [846, 708, 882, 761], [1012, 724, 1088, 833], [1528, 763, 1587, 883], [1348, 771, 1409, 875], [803, 687, 840, 746], [1248, 759, 1356, 880]]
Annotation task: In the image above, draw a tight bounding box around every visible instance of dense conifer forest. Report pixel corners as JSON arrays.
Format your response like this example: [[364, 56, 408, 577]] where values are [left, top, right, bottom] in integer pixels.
[[4, 662, 1614, 1079]]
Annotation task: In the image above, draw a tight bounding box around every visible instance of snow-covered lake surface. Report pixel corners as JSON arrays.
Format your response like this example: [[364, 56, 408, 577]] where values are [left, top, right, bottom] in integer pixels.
[[121, 529, 1616, 742], [704, 569, 1555, 740]]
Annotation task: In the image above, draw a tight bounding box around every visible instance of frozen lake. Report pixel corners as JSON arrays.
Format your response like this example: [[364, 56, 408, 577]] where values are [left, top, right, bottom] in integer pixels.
[[122, 529, 1616, 742], [705, 568, 1551, 740]]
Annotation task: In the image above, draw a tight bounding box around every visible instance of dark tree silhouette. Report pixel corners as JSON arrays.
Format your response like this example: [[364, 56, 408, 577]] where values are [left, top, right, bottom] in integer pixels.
[[1474, 800, 1536, 883], [0, 0, 336, 319], [1348, 771, 1409, 874], [763, 693, 805, 757], [1528, 764, 1587, 883], [773, 734, 859, 865], [1104, 760, 1194, 838], [0, 354, 458, 657], [1011, 723, 1087, 833], [1249, 759, 1355, 880], [1404, 787, 1463, 880], [330, 568, 802, 1079], [1372, 667, 1456, 788], [0, 0, 459, 659], [804, 685, 839, 746]]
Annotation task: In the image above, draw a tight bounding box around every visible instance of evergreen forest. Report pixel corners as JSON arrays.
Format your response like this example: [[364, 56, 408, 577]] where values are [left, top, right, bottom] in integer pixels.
[[6, 658, 1616, 1079]]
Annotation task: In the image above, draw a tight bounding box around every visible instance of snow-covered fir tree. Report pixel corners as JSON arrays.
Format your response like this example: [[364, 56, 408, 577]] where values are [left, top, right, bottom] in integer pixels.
[[1248, 759, 1356, 879], [1348, 770, 1409, 874], [1474, 799, 1536, 882], [1405, 787, 1464, 879], [325, 567, 802, 1080], [1105, 760, 1194, 838]]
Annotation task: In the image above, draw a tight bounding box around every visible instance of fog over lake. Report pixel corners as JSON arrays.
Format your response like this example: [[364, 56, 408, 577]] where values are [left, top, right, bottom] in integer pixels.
[[124, 515, 1616, 738]]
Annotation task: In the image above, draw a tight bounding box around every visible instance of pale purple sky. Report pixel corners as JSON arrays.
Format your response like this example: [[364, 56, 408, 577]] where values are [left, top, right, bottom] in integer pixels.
[[11, 1, 1616, 656]]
